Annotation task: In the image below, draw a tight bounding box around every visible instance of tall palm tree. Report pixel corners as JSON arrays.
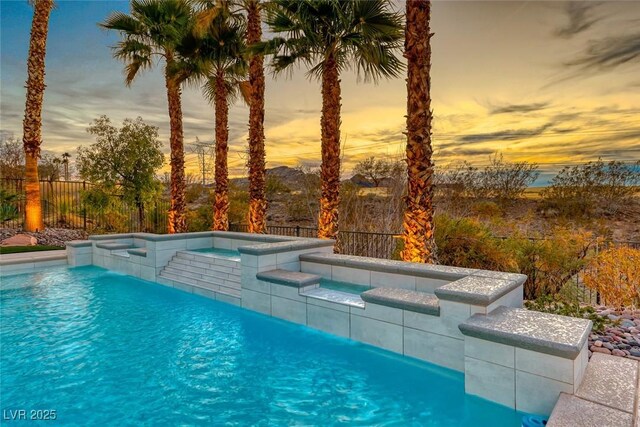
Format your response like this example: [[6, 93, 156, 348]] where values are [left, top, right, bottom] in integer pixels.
[[245, 0, 267, 234], [401, 0, 437, 263], [262, 0, 403, 242], [23, 0, 54, 232], [101, 0, 194, 234], [61, 152, 70, 180], [190, 3, 248, 231]]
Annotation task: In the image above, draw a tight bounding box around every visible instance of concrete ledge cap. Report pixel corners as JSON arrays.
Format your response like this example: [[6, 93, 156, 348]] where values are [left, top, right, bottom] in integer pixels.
[[0, 251, 67, 266], [89, 233, 133, 241], [213, 231, 297, 243], [127, 248, 147, 257], [65, 240, 92, 248], [256, 269, 321, 287], [299, 253, 473, 280], [459, 306, 592, 359], [547, 393, 633, 427], [434, 275, 522, 306], [361, 287, 440, 316], [95, 242, 134, 250], [132, 231, 214, 242], [238, 239, 334, 255]]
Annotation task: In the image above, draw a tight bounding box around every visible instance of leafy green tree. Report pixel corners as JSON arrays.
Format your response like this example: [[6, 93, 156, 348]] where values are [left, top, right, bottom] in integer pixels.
[[77, 116, 164, 228], [261, 0, 403, 243]]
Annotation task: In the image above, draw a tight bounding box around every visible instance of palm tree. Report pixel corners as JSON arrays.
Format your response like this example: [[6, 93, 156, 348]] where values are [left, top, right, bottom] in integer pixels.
[[101, 0, 194, 234], [400, 0, 437, 263], [245, 0, 267, 234], [61, 152, 70, 180], [262, 0, 403, 242], [190, 2, 248, 231], [23, 0, 54, 232]]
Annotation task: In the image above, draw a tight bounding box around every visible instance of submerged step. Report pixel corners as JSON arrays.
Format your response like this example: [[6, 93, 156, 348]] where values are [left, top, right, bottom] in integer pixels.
[[300, 287, 365, 308]]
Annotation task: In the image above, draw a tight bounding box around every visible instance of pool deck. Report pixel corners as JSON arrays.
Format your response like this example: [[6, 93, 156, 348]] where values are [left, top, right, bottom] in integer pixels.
[[547, 353, 640, 427]]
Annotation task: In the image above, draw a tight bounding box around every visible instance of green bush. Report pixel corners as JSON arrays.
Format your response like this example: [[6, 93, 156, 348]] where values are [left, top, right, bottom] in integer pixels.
[[525, 295, 610, 333], [0, 189, 21, 222], [434, 215, 517, 272]]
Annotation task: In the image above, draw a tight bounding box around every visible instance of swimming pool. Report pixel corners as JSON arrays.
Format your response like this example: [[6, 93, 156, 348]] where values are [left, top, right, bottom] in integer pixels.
[[1, 267, 522, 426]]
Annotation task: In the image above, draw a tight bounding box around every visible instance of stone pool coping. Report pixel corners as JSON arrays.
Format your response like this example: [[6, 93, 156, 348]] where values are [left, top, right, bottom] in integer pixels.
[[0, 250, 67, 266], [459, 306, 592, 359], [547, 353, 639, 426], [0, 250, 68, 275]]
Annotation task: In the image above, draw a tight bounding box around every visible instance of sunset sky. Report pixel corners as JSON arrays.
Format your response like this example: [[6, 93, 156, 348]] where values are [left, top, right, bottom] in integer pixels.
[[1, 1, 639, 185]]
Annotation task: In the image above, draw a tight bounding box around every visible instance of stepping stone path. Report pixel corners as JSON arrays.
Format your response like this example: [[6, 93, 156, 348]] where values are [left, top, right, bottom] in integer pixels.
[[588, 307, 640, 361]]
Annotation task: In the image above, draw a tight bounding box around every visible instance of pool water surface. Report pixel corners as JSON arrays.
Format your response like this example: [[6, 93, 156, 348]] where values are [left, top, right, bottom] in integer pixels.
[[0, 267, 522, 426]]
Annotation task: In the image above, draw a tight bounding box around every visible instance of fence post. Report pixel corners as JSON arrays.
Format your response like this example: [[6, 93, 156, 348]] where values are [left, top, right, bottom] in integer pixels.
[[296, 225, 300, 237], [82, 181, 87, 230]]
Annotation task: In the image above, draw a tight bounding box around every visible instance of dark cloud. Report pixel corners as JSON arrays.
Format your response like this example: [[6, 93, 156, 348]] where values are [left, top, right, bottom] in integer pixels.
[[490, 102, 551, 115], [457, 123, 554, 144], [554, 2, 602, 39], [565, 32, 640, 71]]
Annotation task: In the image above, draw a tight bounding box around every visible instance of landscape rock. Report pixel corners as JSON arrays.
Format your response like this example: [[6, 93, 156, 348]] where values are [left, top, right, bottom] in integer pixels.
[[1, 234, 38, 246], [0, 228, 87, 248]]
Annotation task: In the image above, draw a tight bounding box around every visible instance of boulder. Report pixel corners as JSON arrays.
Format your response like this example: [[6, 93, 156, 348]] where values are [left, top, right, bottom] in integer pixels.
[[1, 234, 37, 246]]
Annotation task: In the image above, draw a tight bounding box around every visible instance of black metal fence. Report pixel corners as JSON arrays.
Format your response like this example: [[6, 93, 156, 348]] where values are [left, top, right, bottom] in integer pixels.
[[229, 223, 401, 260], [1, 178, 169, 233], [230, 223, 640, 305]]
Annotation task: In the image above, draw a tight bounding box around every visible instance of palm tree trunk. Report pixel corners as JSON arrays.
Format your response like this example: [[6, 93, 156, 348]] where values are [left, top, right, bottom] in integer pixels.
[[165, 54, 187, 234], [246, 0, 267, 234], [401, 0, 438, 263], [22, 0, 53, 232], [213, 71, 229, 231], [317, 53, 341, 245]]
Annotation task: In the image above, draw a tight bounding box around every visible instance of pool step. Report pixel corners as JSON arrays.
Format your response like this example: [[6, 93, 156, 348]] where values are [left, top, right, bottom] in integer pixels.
[[158, 250, 241, 299]]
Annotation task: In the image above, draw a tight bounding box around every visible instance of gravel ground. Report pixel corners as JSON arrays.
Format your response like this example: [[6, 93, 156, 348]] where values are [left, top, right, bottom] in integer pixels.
[[588, 307, 640, 361], [0, 228, 87, 247]]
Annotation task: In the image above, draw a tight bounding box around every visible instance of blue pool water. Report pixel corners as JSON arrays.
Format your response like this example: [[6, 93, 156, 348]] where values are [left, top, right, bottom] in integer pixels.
[[191, 247, 241, 261], [1, 267, 522, 426]]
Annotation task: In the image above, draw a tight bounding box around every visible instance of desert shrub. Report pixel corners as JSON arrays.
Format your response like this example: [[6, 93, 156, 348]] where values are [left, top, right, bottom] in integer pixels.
[[470, 201, 503, 218], [228, 184, 249, 225], [524, 295, 609, 333], [434, 215, 517, 272], [542, 159, 640, 217], [583, 246, 640, 308], [482, 153, 539, 202], [266, 175, 290, 200], [435, 153, 538, 213], [186, 183, 206, 204], [506, 228, 599, 300], [187, 205, 213, 232], [0, 189, 21, 222]]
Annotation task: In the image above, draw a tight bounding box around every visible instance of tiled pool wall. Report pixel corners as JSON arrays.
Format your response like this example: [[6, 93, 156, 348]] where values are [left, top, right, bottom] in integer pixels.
[[61, 232, 593, 415]]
